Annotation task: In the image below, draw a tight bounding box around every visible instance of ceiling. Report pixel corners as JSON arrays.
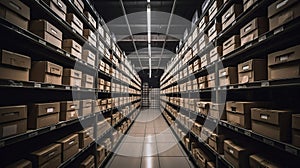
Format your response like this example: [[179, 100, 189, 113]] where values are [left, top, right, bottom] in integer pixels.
[[93, 0, 204, 71]]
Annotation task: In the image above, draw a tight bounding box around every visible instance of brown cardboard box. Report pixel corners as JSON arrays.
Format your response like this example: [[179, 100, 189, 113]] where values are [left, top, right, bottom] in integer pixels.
[[208, 133, 225, 153], [223, 35, 240, 56], [193, 148, 210, 168], [251, 108, 291, 141], [226, 101, 268, 129], [209, 0, 223, 21], [207, 73, 215, 88], [197, 101, 210, 116], [193, 59, 200, 72], [28, 102, 60, 129], [238, 59, 267, 84], [199, 35, 209, 51], [84, 11, 96, 29], [268, 0, 300, 30], [63, 39, 82, 59], [78, 127, 94, 149], [243, 0, 258, 12], [97, 145, 106, 166], [82, 50, 96, 66], [74, 0, 84, 13], [83, 29, 97, 47], [82, 74, 94, 88], [0, 119, 27, 138], [198, 76, 207, 89], [0, 50, 31, 81], [222, 4, 243, 30], [209, 103, 226, 120], [80, 155, 94, 168], [30, 144, 61, 167], [60, 101, 79, 121], [29, 20, 62, 48], [0, 105, 27, 123], [208, 22, 222, 42], [219, 67, 237, 86], [199, 16, 208, 32], [249, 154, 281, 168], [56, 134, 79, 162], [80, 99, 92, 116], [268, 44, 300, 80], [66, 13, 83, 35], [210, 46, 222, 62], [30, 61, 62, 85], [6, 159, 32, 168], [207, 162, 216, 168], [201, 54, 210, 67], [62, 69, 82, 87], [240, 17, 269, 46], [192, 122, 202, 136], [42, 0, 67, 21], [224, 140, 251, 168], [0, 0, 30, 30], [292, 114, 300, 147]]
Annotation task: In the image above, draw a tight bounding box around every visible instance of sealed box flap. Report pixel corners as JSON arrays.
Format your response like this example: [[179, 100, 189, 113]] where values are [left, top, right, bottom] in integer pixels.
[[224, 140, 246, 159], [219, 67, 236, 78], [207, 73, 215, 81], [292, 114, 300, 129], [83, 29, 96, 41], [0, 0, 30, 20], [32, 102, 60, 116], [63, 39, 82, 53], [251, 108, 291, 125], [222, 4, 242, 23], [223, 35, 240, 50], [0, 105, 27, 123], [268, 45, 300, 67], [31, 144, 61, 165], [43, 0, 67, 13], [81, 155, 94, 166], [60, 100, 80, 111], [82, 50, 96, 60], [29, 20, 62, 40], [83, 74, 94, 83], [1, 50, 31, 69], [241, 17, 268, 37], [63, 69, 82, 78], [66, 13, 83, 29], [210, 46, 222, 56], [268, 0, 298, 18], [44, 61, 62, 76], [56, 134, 78, 150]]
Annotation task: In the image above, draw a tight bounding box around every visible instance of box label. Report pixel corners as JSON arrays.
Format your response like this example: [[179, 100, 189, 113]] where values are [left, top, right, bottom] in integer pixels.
[[47, 108, 54, 113]]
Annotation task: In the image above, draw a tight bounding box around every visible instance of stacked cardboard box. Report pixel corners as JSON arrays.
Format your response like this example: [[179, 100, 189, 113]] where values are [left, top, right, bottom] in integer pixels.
[[238, 59, 267, 84], [43, 0, 67, 21], [60, 101, 80, 121], [30, 61, 63, 85], [222, 4, 243, 30], [63, 39, 82, 59], [219, 67, 237, 86], [207, 73, 216, 88], [249, 154, 281, 167], [224, 140, 252, 168], [66, 13, 83, 35], [208, 22, 222, 42], [209, 103, 226, 120], [62, 69, 82, 87], [243, 0, 258, 12], [292, 114, 300, 147], [78, 127, 94, 149], [84, 11, 96, 29], [82, 50, 96, 66], [80, 99, 92, 116], [223, 35, 240, 56], [74, 0, 84, 13], [80, 155, 95, 168], [5, 159, 32, 168], [56, 134, 79, 162], [29, 144, 62, 167], [82, 74, 94, 88], [208, 0, 223, 21], [83, 29, 97, 47]]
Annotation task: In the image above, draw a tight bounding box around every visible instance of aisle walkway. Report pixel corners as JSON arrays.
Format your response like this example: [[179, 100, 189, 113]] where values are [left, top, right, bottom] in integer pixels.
[[105, 109, 194, 168]]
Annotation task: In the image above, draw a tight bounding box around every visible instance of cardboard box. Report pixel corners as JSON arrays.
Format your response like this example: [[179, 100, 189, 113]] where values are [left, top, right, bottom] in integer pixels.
[[63, 39, 82, 59], [78, 127, 94, 149], [240, 17, 269, 46], [29, 144, 61, 167], [60, 101, 79, 121], [224, 140, 251, 168], [198, 76, 207, 89], [29, 20, 62, 48], [209, 0, 223, 21], [193, 148, 210, 168], [193, 59, 200, 72], [238, 59, 267, 84], [208, 133, 225, 153], [268, 44, 300, 80], [210, 46, 222, 62], [207, 162, 216, 168], [74, 0, 84, 13], [62, 69, 82, 87], [6, 159, 32, 168], [208, 22, 222, 42], [28, 102, 60, 129], [30, 61, 63, 85], [223, 35, 240, 56], [0, 0, 30, 30], [82, 50, 96, 66], [226, 101, 267, 129], [209, 103, 226, 120], [251, 108, 291, 141], [80, 99, 92, 116], [292, 114, 300, 147], [42, 0, 67, 21], [199, 16, 208, 32], [199, 35, 209, 51], [83, 29, 97, 47], [80, 155, 94, 168], [0, 50, 31, 81], [197, 101, 210, 116], [207, 73, 215, 88], [222, 4, 243, 30], [0, 105, 27, 123], [66, 13, 83, 35], [97, 145, 106, 166], [82, 74, 94, 88], [56, 134, 79, 162], [249, 154, 281, 168], [219, 67, 237, 86], [84, 11, 96, 29], [243, 0, 258, 12], [0, 119, 27, 138], [268, 0, 300, 30], [201, 54, 210, 67], [192, 122, 202, 136]]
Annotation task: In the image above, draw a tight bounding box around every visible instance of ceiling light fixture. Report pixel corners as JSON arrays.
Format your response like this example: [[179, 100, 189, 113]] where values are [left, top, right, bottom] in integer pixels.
[[147, 0, 151, 78]]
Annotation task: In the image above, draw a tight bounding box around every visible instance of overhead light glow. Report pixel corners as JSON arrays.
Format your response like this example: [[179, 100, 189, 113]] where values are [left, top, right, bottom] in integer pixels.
[[147, 3, 151, 78]]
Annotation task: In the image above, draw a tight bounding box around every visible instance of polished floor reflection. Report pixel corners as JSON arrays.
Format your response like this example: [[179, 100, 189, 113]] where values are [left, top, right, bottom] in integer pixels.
[[105, 109, 194, 168]]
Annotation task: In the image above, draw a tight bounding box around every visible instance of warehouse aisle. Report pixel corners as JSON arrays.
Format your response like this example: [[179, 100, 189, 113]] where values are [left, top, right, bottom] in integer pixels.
[[105, 109, 194, 168]]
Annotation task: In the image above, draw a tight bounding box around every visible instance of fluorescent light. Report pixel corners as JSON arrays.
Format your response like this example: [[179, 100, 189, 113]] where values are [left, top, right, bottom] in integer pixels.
[[147, 0, 150, 3], [147, 3, 151, 78]]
